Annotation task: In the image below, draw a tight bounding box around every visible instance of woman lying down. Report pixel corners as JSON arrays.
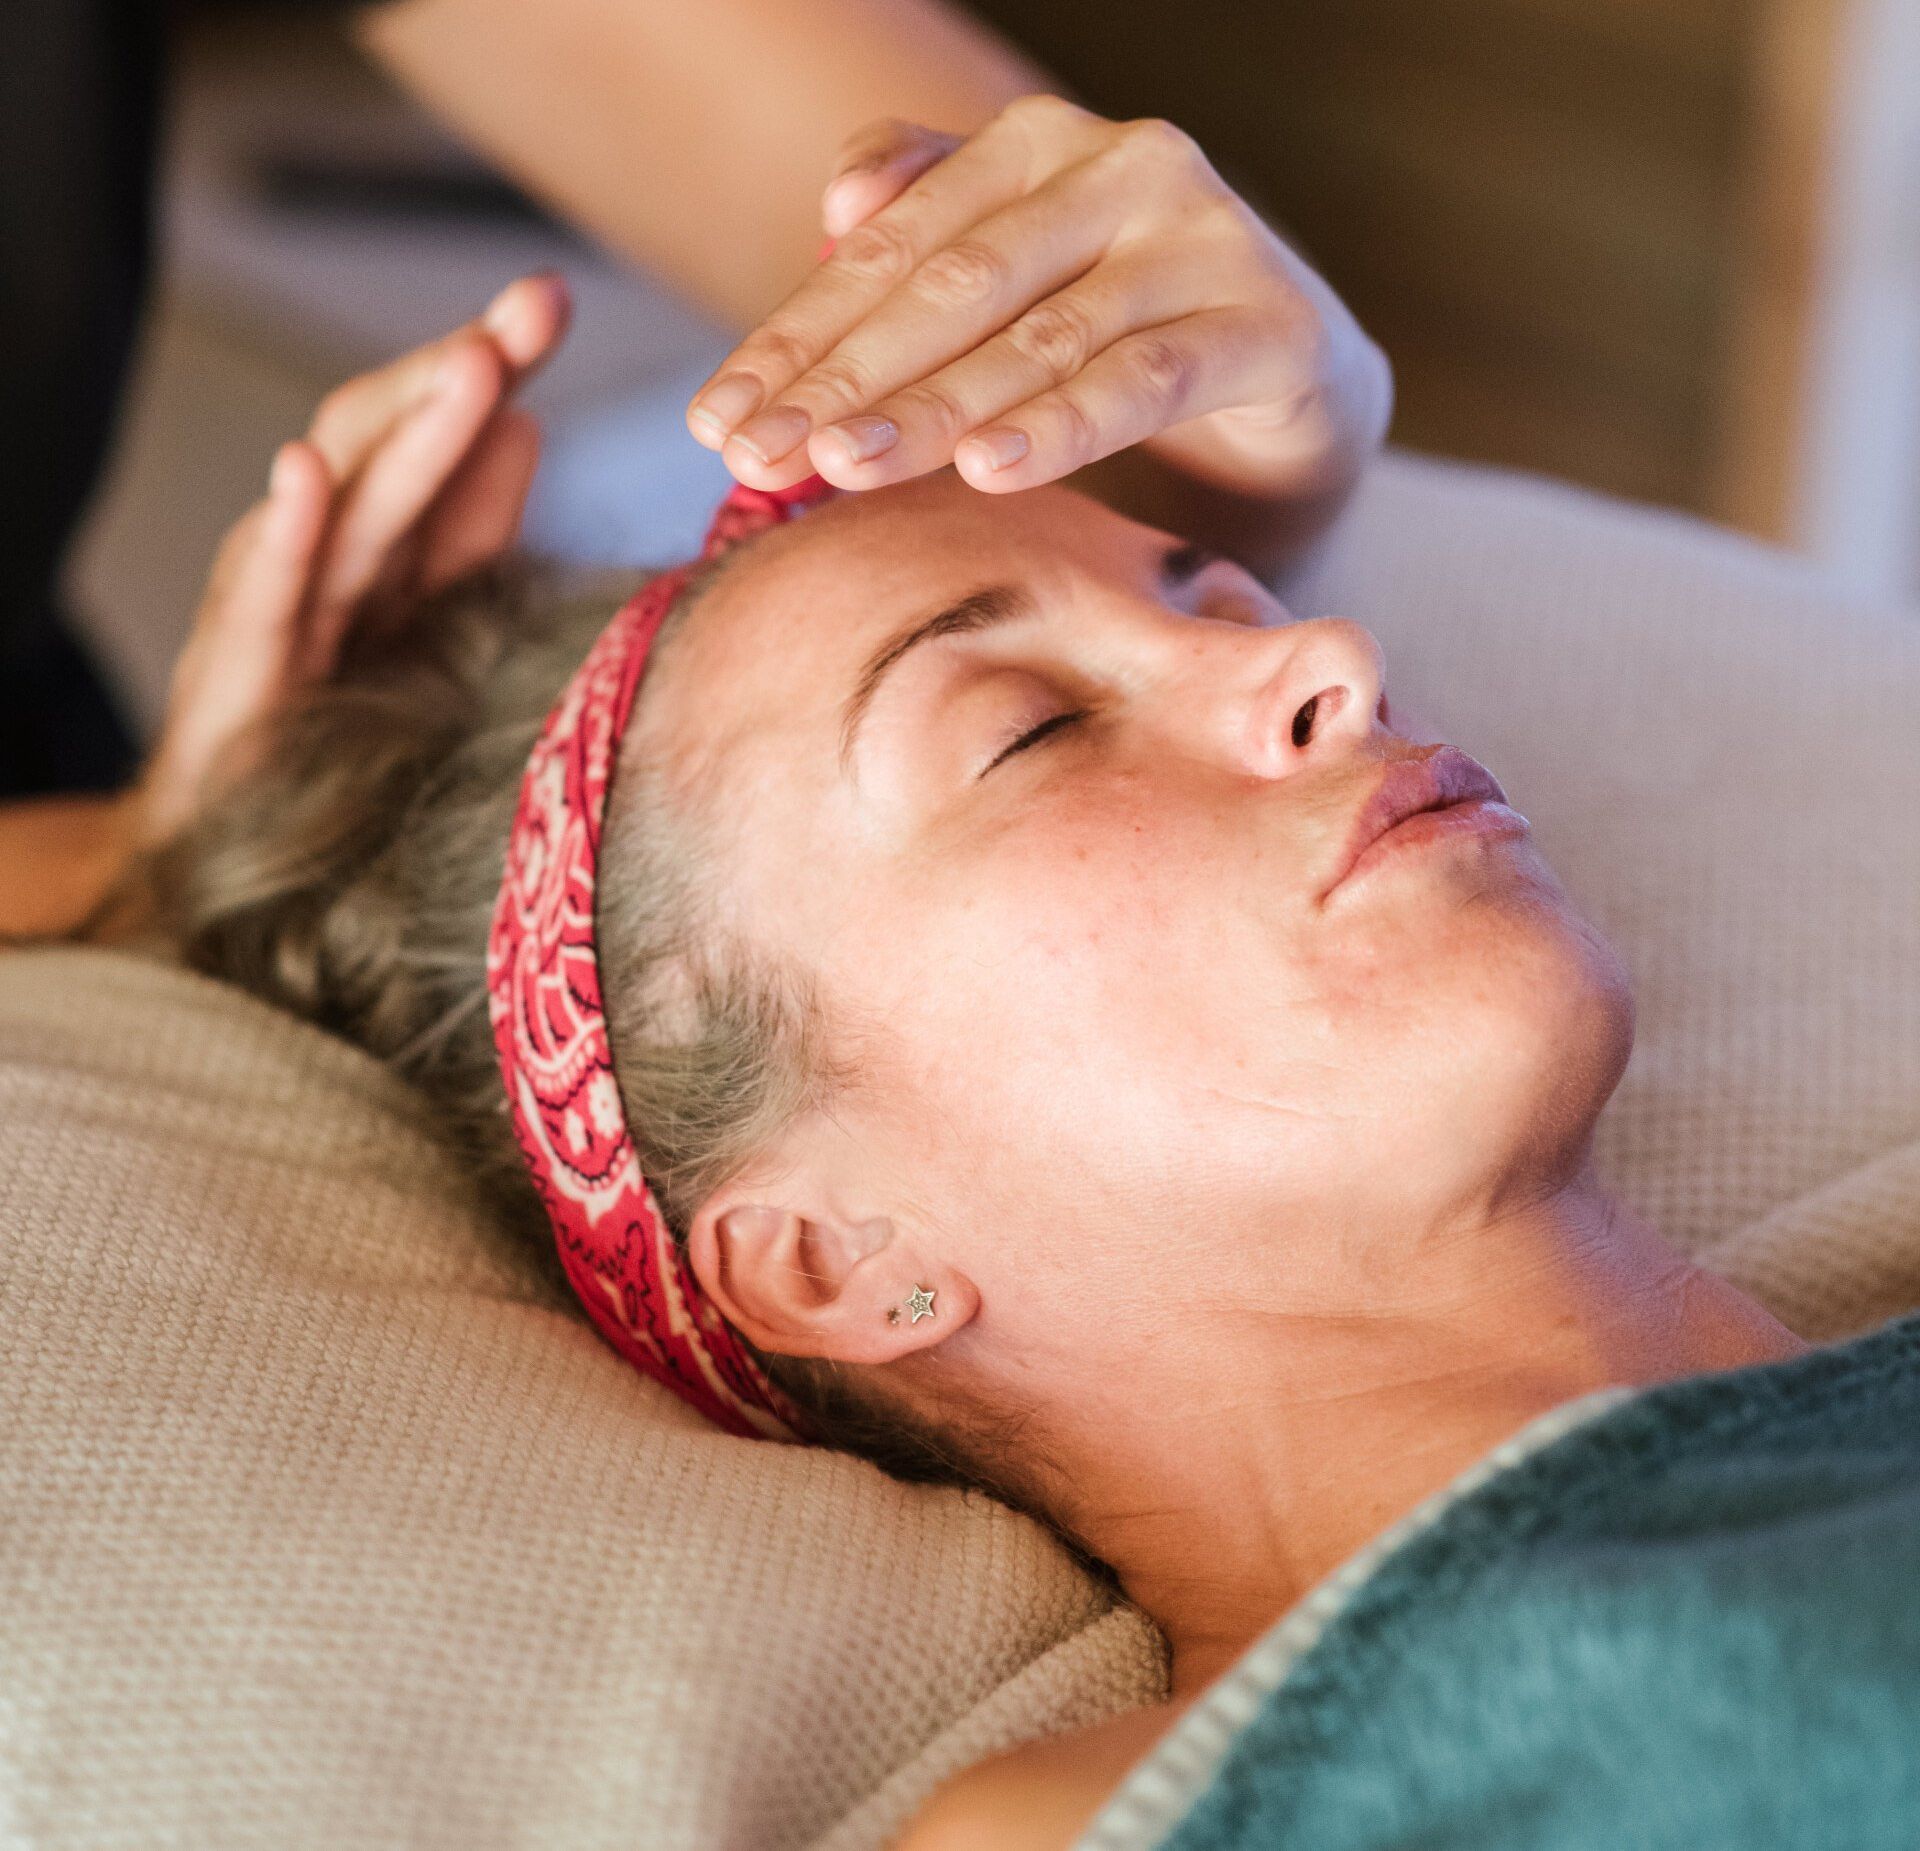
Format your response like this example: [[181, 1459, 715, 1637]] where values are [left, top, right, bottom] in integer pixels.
[[16, 96, 1920, 1851]]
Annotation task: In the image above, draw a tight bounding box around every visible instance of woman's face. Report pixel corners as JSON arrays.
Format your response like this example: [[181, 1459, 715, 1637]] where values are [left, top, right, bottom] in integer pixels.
[[637, 471, 1633, 1369]]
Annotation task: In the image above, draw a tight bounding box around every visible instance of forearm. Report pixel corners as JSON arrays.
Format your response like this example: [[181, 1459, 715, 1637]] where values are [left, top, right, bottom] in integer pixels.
[[0, 794, 137, 941], [356, 0, 1056, 329]]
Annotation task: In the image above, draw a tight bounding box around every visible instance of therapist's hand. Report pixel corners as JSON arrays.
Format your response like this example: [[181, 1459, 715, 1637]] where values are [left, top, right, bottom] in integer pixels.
[[136, 272, 568, 847], [684, 96, 1391, 504]]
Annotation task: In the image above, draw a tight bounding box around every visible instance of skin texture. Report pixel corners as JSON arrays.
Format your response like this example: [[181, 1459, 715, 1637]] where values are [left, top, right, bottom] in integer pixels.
[[357, 0, 1055, 331], [632, 470, 1811, 1845], [682, 99, 1394, 579]]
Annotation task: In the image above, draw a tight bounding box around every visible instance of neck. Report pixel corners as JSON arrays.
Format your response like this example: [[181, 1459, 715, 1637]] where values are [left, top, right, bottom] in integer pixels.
[[1040, 1163, 1808, 1706]]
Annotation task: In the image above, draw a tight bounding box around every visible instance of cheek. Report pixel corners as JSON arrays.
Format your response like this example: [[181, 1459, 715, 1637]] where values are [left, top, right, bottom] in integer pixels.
[[812, 782, 1633, 1265], [951, 785, 1213, 1006], [845, 788, 1279, 1146]]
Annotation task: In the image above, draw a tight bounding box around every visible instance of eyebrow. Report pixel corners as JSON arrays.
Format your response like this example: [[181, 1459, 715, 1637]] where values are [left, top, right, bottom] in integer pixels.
[[837, 538, 1224, 776]]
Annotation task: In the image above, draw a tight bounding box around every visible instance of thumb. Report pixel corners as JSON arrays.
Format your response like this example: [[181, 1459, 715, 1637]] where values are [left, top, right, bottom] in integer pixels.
[[821, 117, 964, 238]]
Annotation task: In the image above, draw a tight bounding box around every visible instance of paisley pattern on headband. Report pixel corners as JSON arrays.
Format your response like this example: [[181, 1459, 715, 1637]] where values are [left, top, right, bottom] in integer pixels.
[[486, 470, 839, 1441]]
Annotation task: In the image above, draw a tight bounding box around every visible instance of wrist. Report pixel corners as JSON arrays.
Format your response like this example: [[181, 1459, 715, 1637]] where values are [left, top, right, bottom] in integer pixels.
[[0, 789, 143, 940]]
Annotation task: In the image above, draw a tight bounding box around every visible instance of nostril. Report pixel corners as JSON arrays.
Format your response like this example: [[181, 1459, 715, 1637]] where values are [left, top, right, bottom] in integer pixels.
[[1292, 685, 1349, 748]]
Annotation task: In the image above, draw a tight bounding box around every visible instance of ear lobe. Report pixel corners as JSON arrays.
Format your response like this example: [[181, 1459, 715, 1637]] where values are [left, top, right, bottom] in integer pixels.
[[685, 1190, 971, 1367]]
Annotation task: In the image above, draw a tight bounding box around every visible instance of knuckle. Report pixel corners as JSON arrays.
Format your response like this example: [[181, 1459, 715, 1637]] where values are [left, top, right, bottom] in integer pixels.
[[1047, 390, 1100, 462], [1123, 115, 1201, 167], [1190, 194, 1254, 247], [915, 238, 1009, 309], [797, 350, 877, 413], [1128, 332, 1195, 409], [1006, 297, 1098, 382], [1001, 92, 1082, 132], [835, 216, 922, 288], [740, 322, 814, 382], [893, 376, 971, 435]]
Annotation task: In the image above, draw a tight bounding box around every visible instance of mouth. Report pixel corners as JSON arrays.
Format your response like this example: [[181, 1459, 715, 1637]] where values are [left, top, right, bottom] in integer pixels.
[[1319, 745, 1513, 902]]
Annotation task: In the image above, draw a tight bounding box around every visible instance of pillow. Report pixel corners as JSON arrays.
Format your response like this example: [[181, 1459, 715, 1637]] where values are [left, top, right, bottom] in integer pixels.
[[6, 447, 1918, 1849], [0, 949, 1165, 1850]]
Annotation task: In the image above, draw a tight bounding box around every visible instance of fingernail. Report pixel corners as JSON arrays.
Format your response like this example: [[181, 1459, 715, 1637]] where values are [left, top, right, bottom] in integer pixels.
[[959, 428, 1029, 473], [824, 147, 901, 232], [481, 281, 520, 337], [269, 444, 299, 498], [691, 373, 765, 439], [821, 175, 864, 236], [817, 415, 899, 467], [730, 405, 811, 465]]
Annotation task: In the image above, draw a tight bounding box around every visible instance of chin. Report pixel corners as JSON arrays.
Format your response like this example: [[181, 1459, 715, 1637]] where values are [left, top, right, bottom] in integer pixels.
[[1458, 896, 1636, 1180]]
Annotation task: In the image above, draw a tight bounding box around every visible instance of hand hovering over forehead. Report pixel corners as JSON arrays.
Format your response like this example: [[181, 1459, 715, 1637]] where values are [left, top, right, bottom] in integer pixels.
[[684, 97, 1393, 532]]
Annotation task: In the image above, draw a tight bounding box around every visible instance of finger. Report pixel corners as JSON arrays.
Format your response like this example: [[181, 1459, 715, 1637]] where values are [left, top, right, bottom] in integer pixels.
[[686, 97, 1102, 450], [142, 442, 332, 840], [415, 405, 542, 591], [193, 442, 334, 647], [306, 324, 487, 484], [709, 438, 825, 494], [821, 122, 965, 239], [236, 441, 334, 632], [302, 335, 506, 669], [478, 270, 573, 379], [305, 272, 567, 482], [721, 158, 1149, 489], [951, 310, 1256, 492], [799, 244, 1209, 488]]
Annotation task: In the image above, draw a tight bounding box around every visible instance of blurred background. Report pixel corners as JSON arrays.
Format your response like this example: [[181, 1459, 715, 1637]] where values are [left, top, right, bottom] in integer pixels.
[[67, 0, 1920, 733]]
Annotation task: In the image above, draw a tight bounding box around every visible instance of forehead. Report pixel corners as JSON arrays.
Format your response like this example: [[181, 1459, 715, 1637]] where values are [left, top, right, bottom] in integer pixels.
[[636, 472, 1144, 806]]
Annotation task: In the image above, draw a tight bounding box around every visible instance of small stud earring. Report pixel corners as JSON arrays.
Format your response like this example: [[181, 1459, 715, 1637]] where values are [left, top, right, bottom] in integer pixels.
[[888, 1284, 937, 1325]]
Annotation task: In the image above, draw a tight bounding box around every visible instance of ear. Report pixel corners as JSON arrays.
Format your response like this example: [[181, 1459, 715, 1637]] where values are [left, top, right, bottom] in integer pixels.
[[684, 1151, 976, 1368]]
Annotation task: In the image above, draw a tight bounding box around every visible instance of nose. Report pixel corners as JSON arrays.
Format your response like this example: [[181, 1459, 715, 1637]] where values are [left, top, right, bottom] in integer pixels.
[[1217, 617, 1389, 780]]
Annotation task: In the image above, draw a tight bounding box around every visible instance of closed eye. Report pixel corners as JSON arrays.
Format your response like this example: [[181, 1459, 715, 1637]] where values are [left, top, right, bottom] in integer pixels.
[[979, 708, 1089, 778]]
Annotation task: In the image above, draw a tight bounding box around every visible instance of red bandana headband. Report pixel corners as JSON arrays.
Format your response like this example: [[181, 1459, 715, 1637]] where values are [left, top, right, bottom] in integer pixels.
[[486, 459, 839, 1442]]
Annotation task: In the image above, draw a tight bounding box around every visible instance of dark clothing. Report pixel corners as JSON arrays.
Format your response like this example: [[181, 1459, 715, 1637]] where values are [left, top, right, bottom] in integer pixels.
[[0, 0, 169, 792], [0, 0, 353, 797]]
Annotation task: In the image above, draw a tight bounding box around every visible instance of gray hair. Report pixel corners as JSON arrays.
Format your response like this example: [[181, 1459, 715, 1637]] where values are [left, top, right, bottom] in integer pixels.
[[115, 554, 1082, 1554]]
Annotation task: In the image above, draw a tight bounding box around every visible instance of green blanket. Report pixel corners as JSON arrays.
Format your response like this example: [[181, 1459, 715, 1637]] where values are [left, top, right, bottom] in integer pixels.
[[1083, 1309, 1920, 1851]]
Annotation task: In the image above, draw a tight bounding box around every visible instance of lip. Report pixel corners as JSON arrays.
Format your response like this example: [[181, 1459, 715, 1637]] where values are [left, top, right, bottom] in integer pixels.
[[1320, 745, 1517, 901]]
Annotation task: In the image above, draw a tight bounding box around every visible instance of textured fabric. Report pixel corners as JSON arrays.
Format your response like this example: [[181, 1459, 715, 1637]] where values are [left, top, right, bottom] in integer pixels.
[[0, 949, 1166, 1851], [1096, 1311, 1920, 1851], [4, 448, 1920, 1848], [488, 473, 835, 1443]]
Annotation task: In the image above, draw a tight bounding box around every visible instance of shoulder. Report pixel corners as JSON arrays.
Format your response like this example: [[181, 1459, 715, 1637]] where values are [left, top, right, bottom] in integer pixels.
[[892, 1701, 1190, 1851]]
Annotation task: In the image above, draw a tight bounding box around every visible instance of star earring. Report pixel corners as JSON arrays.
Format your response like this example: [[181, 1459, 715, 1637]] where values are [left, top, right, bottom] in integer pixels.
[[887, 1285, 937, 1326]]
